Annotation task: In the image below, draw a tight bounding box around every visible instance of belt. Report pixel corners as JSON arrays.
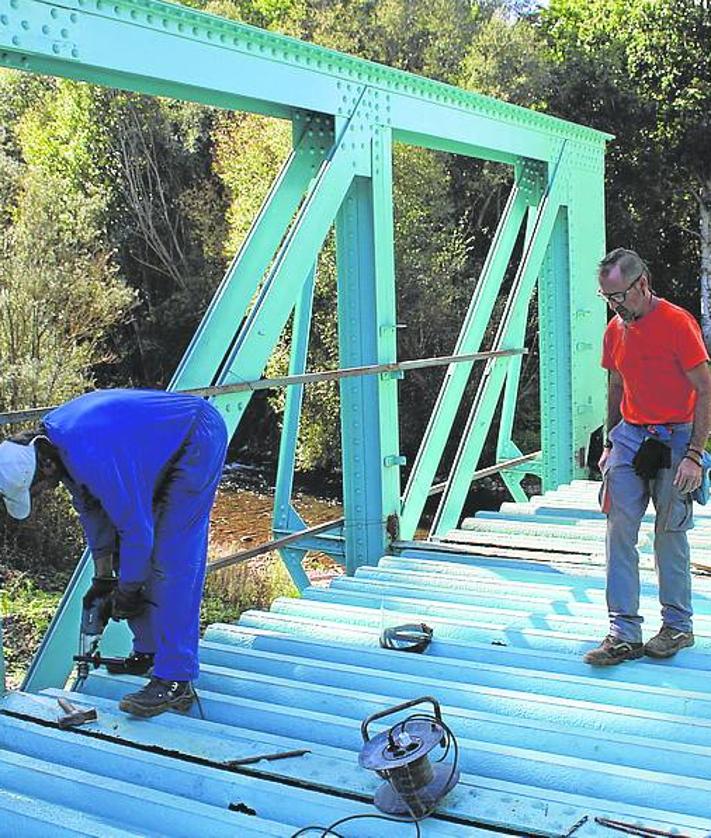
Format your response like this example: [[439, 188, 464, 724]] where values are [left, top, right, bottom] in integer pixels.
[[626, 421, 691, 430]]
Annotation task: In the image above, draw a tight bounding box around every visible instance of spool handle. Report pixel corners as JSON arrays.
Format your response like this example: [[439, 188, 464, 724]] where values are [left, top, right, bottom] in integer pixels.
[[360, 696, 442, 744]]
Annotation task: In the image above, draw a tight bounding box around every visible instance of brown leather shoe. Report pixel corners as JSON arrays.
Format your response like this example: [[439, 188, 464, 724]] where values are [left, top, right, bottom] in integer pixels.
[[645, 626, 694, 659], [583, 635, 644, 666]]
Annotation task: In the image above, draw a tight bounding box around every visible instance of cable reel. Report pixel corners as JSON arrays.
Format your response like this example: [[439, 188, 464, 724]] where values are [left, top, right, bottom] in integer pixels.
[[359, 696, 460, 819]]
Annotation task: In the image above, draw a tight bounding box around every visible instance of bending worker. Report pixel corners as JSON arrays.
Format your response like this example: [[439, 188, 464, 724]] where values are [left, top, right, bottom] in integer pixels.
[[0, 389, 228, 715], [585, 248, 711, 666]]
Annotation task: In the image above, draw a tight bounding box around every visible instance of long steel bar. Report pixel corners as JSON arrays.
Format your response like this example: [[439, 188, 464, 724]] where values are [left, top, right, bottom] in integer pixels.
[[207, 518, 344, 573], [208, 452, 542, 575], [0, 348, 526, 427], [427, 451, 542, 497]]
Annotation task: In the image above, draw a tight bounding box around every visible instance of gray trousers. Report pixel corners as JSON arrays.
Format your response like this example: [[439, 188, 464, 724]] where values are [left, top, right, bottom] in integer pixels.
[[604, 420, 694, 642]]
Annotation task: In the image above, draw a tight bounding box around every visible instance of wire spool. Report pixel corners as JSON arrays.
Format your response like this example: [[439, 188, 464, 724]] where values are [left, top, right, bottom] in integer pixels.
[[359, 696, 460, 818]]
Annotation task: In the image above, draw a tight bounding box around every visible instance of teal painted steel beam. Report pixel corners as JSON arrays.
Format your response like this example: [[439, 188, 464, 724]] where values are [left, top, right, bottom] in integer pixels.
[[399, 177, 533, 538], [172, 118, 330, 392], [431, 149, 566, 535], [336, 176, 389, 572], [335, 119, 400, 572], [538, 207, 574, 490], [0, 0, 609, 162], [566, 162, 607, 479], [211, 97, 368, 435], [496, 190, 545, 504], [371, 125, 401, 543], [273, 269, 315, 529], [274, 268, 316, 591]]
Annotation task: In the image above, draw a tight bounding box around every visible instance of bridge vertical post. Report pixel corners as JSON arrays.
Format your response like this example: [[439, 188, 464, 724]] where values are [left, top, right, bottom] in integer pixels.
[[336, 124, 400, 573], [538, 149, 606, 489]]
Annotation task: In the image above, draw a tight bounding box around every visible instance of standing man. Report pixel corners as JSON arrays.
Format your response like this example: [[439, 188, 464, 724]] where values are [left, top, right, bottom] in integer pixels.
[[584, 248, 711, 666], [0, 389, 228, 714]]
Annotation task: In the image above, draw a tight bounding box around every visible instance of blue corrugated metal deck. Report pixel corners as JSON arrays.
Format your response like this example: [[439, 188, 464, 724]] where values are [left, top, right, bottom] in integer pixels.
[[2, 480, 711, 836]]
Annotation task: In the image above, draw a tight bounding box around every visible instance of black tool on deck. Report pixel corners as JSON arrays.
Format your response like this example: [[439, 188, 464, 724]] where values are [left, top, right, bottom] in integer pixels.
[[359, 696, 460, 819]]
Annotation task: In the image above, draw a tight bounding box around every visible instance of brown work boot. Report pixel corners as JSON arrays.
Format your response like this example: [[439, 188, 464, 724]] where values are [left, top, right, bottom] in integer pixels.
[[645, 626, 694, 659], [583, 634, 644, 666]]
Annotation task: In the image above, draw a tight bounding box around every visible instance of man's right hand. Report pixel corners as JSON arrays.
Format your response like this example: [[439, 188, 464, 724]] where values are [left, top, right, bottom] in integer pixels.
[[82, 576, 117, 609]]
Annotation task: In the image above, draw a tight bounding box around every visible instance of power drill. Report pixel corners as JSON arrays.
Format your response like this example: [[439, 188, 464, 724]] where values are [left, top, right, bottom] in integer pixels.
[[73, 581, 115, 688], [72, 550, 119, 688]]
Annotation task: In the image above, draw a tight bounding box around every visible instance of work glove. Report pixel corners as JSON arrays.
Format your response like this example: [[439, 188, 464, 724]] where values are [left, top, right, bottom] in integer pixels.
[[81, 577, 116, 636], [82, 576, 117, 610], [111, 586, 149, 621]]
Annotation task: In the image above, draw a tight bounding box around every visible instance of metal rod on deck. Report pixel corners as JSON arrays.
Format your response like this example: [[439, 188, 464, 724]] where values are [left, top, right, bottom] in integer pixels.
[[0, 348, 526, 427], [428, 450, 541, 496], [207, 516, 344, 573]]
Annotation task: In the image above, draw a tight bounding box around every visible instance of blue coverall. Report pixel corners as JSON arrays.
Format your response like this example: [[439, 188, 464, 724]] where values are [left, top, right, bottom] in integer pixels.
[[43, 389, 228, 681]]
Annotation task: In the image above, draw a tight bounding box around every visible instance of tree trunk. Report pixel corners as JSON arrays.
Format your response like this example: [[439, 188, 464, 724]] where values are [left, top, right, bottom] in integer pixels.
[[700, 179, 711, 352]]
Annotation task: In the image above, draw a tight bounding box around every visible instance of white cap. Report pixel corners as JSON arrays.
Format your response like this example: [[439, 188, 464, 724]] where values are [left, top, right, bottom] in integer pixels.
[[0, 440, 38, 520]]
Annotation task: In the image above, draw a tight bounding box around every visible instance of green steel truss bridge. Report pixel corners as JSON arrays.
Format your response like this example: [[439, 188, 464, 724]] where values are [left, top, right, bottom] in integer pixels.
[[6, 5, 707, 837]]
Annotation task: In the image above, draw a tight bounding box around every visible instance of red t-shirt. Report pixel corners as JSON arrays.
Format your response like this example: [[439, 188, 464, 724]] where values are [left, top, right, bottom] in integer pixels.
[[601, 298, 709, 424]]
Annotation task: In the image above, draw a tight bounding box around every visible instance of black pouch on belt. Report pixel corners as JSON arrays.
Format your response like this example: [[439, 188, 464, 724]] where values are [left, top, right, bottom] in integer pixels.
[[632, 436, 671, 479]]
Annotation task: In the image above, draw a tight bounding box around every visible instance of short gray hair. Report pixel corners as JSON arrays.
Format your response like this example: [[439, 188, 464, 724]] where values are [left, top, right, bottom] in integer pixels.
[[599, 247, 650, 283]]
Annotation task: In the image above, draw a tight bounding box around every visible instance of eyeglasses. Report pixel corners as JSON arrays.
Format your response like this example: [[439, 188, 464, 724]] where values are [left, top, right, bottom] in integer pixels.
[[597, 271, 644, 305]]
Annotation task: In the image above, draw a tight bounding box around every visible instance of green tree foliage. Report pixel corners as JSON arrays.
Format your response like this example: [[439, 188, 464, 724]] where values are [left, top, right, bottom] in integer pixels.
[[0, 75, 133, 414], [622, 0, 711, 344], [393, 145, 471, 459], [459, 9, 552, 109], [308, 0, 481, 82], [542, 0, 711, 330], [0, 75, 134, 576], [104, 95, 230, 384], [185, 0, 306, 35]]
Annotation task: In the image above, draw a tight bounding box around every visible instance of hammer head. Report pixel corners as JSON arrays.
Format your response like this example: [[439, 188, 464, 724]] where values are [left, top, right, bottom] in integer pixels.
[[57, 698, 98, 729]]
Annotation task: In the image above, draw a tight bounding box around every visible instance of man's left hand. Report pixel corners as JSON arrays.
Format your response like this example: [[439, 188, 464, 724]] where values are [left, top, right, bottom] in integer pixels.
[[673, 457, 703, 494], [111, 587, 149, 621]]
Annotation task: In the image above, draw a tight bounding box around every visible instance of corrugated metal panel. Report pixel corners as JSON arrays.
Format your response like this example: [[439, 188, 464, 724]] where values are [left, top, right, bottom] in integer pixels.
[[2, 480, 711, 836]]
